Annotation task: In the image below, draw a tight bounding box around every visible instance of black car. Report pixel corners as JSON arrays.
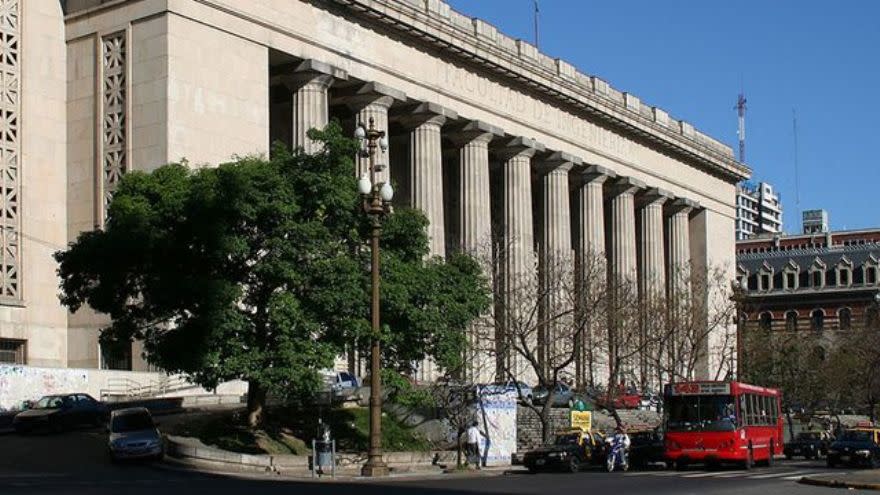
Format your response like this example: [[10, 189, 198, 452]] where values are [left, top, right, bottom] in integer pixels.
[[629, 429, 666, 468], [826, 429, 880, 468], [13, 394, 108, 433], [784, 431, 833, 460], [523, 430, 605, 473]]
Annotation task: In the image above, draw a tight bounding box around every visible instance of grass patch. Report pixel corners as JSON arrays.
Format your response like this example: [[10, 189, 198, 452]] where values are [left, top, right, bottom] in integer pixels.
[[166, 406, 429, 455]]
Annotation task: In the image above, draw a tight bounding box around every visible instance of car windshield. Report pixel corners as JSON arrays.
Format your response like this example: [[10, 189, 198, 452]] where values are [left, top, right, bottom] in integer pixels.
[[665, 395, 736, 432], [797, 432, 821, 441], [839, 430, 873, 442], [111, 412, 154, 433], [33, 396, 65, 409], [555, 433, 581, 446]]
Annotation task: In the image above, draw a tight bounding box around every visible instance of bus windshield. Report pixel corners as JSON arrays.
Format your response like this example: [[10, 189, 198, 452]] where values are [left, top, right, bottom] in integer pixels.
[[666, 395, 737, 432]]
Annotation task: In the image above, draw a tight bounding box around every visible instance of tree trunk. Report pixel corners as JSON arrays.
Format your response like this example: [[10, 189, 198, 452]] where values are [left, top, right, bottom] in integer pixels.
[[247, 380, 267, 428], [540, 402, 553, 445], [457, 432, 463, 468]]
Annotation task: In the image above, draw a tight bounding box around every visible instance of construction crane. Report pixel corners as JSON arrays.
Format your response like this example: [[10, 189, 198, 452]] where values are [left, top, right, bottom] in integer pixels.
[[735, 92, 747, 163]]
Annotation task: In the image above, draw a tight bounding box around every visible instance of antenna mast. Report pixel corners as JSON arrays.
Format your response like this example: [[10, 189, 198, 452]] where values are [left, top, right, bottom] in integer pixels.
[[792, 109, 801, 213], [533, 0, 540, 48], [736, 92, 747, 163]]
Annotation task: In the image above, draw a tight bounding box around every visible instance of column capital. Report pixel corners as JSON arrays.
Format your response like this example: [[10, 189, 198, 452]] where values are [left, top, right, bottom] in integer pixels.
[[536, 150, 582, 175], [338, 81, 406, 112], [273, 59, 348, 91], [637, 187, 673, 208], [577, 164, 617, 186], [494, 136, 545, 161], [396, 101, 458, 129], [447, 120, 503, 147], [608, 176, 645, 197], [667, 197, 700, 216]]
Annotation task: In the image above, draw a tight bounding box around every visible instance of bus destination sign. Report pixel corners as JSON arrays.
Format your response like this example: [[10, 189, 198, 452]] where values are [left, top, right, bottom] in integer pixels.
[[669, 382, 731, 396]]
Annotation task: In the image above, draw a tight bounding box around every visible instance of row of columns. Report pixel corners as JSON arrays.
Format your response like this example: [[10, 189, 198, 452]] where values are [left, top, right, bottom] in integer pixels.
[[276, 59, 702, 384]]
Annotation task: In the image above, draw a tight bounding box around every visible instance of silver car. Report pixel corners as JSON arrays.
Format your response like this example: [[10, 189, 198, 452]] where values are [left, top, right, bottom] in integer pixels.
[[107, 407, 164, 461]]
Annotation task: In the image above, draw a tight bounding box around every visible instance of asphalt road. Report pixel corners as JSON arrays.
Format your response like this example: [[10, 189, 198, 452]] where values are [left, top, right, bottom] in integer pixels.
[[0, 428, 864, 494]]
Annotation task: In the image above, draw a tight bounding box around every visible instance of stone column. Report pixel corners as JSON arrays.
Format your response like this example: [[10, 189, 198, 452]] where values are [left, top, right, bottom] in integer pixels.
[[666, 198, 697, 294], [609, 177, 644, 286], [636, 188, 671, 391], [607, 177, 644, 386], [279, 60, 347, 154], [400, 103, 457, 258], [450, 121, 502, 256], [575, 165, 615, 388], [496, 137, 544, 381], [345, 82, 406, 184], [638, 188, 672, 298], [537, 152, 579, 376], [448, 121, 502, 383]]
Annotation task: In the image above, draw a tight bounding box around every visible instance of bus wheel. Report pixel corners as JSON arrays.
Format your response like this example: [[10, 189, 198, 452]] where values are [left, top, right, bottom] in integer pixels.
[[674, 460, 688, 471]]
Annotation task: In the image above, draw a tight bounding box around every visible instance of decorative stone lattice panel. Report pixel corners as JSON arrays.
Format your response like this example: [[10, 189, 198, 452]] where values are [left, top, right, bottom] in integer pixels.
[[102, 31, 126, 211], [0, 0, 20, 301]]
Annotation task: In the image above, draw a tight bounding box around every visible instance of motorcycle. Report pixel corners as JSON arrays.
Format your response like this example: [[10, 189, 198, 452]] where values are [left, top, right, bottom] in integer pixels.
[[605, 435, 630, 472]]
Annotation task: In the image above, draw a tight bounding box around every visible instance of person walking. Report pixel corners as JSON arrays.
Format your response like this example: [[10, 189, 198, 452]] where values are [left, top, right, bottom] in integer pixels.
[[466, 421, 482, 469]]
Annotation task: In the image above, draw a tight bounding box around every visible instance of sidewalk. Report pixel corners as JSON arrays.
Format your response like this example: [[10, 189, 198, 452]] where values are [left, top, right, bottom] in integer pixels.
[[800, 471, 880, 490]]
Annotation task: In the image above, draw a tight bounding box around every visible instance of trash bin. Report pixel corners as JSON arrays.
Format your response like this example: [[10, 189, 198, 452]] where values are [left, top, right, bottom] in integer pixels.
[[312, 439, 336, 477]]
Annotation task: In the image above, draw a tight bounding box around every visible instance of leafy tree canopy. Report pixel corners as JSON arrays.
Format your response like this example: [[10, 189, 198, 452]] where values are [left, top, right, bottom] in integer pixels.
[[55, 123, 491, 424]]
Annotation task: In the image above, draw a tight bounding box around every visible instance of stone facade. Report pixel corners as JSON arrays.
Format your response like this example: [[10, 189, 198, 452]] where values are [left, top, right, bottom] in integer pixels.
[[0, 0, 748, 380]]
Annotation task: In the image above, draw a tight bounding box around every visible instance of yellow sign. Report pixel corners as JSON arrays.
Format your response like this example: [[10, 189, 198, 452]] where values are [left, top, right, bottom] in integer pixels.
[[570, 410, 592, 432]]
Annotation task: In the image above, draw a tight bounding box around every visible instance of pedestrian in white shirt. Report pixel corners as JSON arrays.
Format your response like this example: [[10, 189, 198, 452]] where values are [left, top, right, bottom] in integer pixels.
[[466, 421, 481, 469]]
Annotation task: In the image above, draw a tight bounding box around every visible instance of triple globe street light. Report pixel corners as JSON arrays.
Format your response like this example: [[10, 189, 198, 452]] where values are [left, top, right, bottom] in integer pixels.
[[354, 118, 393, 477]]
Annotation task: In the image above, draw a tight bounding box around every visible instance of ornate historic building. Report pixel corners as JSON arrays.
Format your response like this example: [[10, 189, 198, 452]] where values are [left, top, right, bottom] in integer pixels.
[[0, 0, 748, 383], [737, 229, 880, 335]]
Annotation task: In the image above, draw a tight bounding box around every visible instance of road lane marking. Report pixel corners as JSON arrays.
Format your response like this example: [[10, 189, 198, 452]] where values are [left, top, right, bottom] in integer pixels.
[[748, 470, 814, 479], [682, 471, 743, 478], [781, 471, 845, 480]]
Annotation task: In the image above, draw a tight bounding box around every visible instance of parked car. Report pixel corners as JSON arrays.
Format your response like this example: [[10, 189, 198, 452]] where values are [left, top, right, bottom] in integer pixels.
[[523, 429, 606, 473], [827, 427, 880, 468], [108, 407, 164, 462], [320, 370, 361, 402], [532, 383, 578, 408], [491, 380, 533, 403], [784, 431, 833, 460], [628, 428, 666, 468], [13, 393, 108, 433]]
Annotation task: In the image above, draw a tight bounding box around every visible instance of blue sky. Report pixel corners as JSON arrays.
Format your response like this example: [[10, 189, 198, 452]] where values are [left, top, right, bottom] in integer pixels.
[[445, 0, 879, 232]]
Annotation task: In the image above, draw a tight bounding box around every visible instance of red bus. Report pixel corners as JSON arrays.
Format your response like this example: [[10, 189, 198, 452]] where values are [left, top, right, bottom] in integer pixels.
[[663, 381, 784, 469]]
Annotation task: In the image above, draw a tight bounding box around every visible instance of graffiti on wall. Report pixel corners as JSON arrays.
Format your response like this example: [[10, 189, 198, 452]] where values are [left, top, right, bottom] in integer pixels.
[[0, 365, 89, 410], [476, 388, 517, 466]]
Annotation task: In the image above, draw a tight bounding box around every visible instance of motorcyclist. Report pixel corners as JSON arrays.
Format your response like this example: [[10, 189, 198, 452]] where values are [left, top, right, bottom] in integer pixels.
[[605, 425, 631, 471]]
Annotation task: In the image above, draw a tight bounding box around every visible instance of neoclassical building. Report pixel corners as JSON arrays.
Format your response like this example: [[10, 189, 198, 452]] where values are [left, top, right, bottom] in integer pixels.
[[0, 0, 748, 384]]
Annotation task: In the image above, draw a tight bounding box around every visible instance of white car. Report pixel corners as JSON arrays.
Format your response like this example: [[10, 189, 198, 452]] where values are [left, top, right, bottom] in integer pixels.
[[108, 407, 164, 462]]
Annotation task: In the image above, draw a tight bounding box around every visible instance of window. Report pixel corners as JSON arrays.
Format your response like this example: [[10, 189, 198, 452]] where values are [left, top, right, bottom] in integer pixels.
[[761, 274, 772, 291], [811, 309, 825, 332], [839, 269, 850, 286], [785, 272, 797, 290], [100, 341, 132, 371], [812, 271, 823, 288], [839, 308, 852, 330], [785, 311, 799, 331], [0, 339, 26, 364], [867, 306, 880, 328], [866, 266, 878, 285], [759, 312, 772, 331]]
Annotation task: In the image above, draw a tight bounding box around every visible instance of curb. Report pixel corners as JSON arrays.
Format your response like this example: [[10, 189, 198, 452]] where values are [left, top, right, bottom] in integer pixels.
[[799, 476, 880, 491]]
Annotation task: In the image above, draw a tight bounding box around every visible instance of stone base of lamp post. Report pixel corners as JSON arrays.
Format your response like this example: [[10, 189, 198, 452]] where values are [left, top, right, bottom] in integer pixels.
[[361, 460, 390, 477]]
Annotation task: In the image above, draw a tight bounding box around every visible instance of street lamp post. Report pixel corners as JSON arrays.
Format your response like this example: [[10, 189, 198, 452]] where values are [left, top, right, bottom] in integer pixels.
[[355, 118, 392, 477]]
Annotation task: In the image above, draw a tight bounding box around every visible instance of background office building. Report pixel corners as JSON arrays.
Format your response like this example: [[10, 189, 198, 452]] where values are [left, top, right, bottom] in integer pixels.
[[736, 181, 784, 240]]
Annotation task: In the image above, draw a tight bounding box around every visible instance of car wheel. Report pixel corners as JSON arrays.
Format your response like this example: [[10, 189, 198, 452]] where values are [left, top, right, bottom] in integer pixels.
[[784, 454, 792, 460], [50, 418, 64, 434], [674, 460, 688, 471], [568, 457, 580, 473], [827, 458, 836, 468], [870, 456, 879, 470]]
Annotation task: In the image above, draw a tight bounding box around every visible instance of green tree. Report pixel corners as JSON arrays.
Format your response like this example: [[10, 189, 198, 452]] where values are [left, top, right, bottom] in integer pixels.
[[55, 123, 490, 426]]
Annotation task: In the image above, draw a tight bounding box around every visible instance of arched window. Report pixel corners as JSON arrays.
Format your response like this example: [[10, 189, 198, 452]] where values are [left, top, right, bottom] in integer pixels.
[[867, 306, 880, 328], [759, 312, 772, 331], [811, 309, 825, 332], [838, 308, 852, 330], [785, 311, 799, 331]]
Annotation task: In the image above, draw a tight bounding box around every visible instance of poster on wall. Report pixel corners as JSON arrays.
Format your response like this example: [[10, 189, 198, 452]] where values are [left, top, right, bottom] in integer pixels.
[[475, 387, 517, 466]]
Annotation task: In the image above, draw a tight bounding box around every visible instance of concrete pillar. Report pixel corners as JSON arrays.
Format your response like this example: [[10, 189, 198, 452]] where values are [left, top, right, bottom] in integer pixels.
[[345, 82, 406, 184], [448, 121, 503, 383], [496, 137, 544, 380], [537, 152, 578, 376], [575, 165, 615, 388], [400, 103, 457, 258], [450, 121, 502, 257], [609, 177, 644, 286], [279, 60, 347, 154], [667, 198, 696, 294], [638, 188, 672, 298]]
